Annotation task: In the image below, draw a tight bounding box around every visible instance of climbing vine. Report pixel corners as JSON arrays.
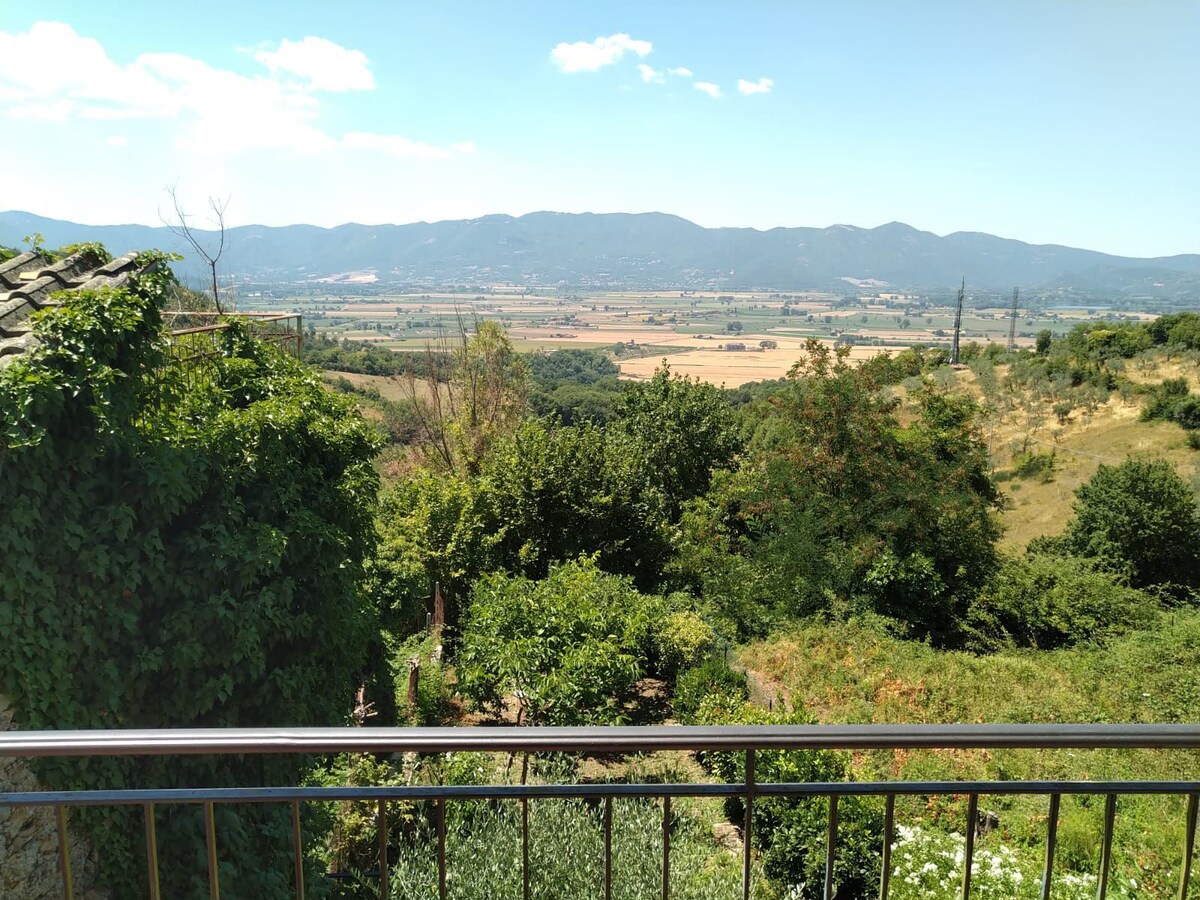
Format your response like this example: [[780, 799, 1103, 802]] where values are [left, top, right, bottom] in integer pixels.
[[0, 255, 381, 899]]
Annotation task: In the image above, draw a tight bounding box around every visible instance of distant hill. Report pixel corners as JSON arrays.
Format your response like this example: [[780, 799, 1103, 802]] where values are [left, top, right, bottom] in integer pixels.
[[3, 209, 1198, 297]]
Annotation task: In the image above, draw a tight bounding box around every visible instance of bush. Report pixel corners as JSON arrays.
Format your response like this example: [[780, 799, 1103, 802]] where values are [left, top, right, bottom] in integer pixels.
[[1009, 449, 1056, 482], [1060, 458, 1200, 591], [650, 607, 717, 680], [671, 656, 748, 723], [1141, 377, 1190, 422], [456, 560, 659, 724], [389, 632, 454, 725], [693, 697, 883, 897], [966, 554, 1159, 650]]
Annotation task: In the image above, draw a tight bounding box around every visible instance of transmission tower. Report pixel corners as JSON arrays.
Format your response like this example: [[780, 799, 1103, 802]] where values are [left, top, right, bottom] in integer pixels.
[[950, 277, 965, 365], [1006, 286, 1020, 351]]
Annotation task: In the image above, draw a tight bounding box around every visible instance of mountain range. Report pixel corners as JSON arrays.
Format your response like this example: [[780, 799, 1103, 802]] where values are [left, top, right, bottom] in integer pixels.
[[3, 210, 1198, 299]]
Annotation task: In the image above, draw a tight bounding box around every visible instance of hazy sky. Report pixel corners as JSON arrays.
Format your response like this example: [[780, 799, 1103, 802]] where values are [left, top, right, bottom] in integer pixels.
[[1, 2, 1197, 256]]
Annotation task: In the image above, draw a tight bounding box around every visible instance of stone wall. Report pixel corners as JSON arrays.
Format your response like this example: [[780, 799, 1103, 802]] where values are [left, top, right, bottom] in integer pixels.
[[0, 696, 104, 900]]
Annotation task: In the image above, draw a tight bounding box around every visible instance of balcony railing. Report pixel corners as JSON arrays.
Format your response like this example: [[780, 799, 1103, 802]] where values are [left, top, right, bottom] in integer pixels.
[[162, 311, 304, 388], [2, 724, 1199, 900]]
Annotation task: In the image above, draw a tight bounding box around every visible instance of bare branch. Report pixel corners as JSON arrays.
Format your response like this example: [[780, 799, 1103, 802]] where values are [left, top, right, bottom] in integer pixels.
[[160, 186, 231, 315]]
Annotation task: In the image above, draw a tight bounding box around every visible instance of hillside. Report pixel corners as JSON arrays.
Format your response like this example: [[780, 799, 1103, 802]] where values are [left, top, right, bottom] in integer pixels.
[[3, 209, 1199, 297]]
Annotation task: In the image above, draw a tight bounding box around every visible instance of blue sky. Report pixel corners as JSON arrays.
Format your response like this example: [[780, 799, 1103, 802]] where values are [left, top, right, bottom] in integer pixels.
[[1, 2, 1197, 256]]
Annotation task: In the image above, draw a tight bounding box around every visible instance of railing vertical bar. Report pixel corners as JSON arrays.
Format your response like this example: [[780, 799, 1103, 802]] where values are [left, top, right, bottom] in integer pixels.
[[1097, 794, 1116, 900], [437, 797, 447, 900], [204, 800, 220, 900], [55, 805, 74, 900], [143, 802, 161, 900], [522, 797, 531, 900], [604, 796, 613, 900], [961, 794, 979, 900], [377, 800, 388, 900], [1041, 793, 1061, 900], [662, 796, 672, 900], [880, 794, 895, 900], [291, 800, 305, 900], [824, 794, 839, 900], [743, 749, 755, 900], [1178, 793, 1199, 900]]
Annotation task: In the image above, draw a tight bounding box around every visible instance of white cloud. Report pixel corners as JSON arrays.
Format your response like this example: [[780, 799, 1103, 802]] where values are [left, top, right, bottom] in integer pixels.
[[0, 22, 465, 161], [737, 77, 774, 96], [450, 140, 476, 154], [693, 81, 722, 99], [105, 135, 128, 147], [637, 64, 664, 84], [667, 66, 693, 78], [254, 36, 375, 93], [343, 132, 451, 160], [550, 33, 652, 73]]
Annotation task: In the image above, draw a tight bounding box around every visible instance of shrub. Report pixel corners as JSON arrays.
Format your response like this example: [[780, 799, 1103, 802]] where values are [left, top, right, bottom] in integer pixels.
[[1010, 449, 1056, 482], [671, 656, 748, 723], [651, 608, 717, 680], [887, 824, 1112, 900], [693, 697, 883, 898], [966, 554, 1159, 650], [1060, 458, 1200, 591], [457, 560, 657, 725]]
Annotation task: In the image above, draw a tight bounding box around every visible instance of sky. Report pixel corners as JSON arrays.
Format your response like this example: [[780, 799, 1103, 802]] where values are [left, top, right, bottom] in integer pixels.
[[0, 2, 1197, 257]]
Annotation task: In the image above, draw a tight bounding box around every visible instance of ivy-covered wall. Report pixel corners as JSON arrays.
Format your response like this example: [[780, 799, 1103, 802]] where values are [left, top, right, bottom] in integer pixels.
[[0, 262, 382, 898]]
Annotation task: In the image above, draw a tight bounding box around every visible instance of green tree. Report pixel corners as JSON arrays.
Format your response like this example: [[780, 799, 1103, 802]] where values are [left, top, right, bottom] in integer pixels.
[[1035, 329, 1053, 355], [612, 364, 743, 520], [403, 318, 528, 474], [676, 340, 1000, 643], [371, 472, 502, 632], [482, 418, 673, 589], [1060, 458, 1200, 592], [456, 561, 657, 725]]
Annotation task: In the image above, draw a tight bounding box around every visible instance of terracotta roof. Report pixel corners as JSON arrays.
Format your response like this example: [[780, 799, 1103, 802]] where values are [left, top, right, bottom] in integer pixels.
[[0, 250, 146, 367]]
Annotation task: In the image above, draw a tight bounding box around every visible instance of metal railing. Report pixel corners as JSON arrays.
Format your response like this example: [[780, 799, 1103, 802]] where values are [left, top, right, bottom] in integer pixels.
[[2, 724, 1199, 900], [163, 312, 304, 387]]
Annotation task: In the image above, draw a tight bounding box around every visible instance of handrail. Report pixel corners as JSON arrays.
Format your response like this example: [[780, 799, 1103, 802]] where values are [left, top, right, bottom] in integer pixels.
[[4, 723, 1200, 758], [4, 724, 1200, 900]]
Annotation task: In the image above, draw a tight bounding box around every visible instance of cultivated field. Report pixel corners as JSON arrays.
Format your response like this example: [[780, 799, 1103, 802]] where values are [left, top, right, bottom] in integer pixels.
[[246, 286, 1150, 387]]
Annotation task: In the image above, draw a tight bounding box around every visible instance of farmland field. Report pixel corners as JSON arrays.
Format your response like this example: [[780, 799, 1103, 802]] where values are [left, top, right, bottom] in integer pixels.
[[241, 285, 1152, 386]]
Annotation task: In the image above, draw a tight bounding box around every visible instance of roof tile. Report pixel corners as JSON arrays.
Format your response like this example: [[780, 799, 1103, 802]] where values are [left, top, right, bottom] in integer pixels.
[[0, 251, 147, 368]]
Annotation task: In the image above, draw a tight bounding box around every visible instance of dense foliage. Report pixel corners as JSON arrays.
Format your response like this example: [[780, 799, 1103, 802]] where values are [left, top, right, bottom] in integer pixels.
[[1058, 458, 1200, 593], [0, 262, 381, 899], [457, 561, 711, 725], [673, 341, 1000, 643], [9, 273, 1200, 900], [302, 332, 444, 376]]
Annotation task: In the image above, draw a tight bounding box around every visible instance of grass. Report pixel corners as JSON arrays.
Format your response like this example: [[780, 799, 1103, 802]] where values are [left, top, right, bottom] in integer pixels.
[[737, 615, 1200, 896]]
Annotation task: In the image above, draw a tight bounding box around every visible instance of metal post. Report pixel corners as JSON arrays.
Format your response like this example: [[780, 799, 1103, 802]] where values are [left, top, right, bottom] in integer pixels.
[[604, 797, 613, 900], [522, 798, 531, 900], [291, 800, 305, 900], [962, 794, 978, 900], [377, 800, 388, 900], [1097, 794, 1116, 900], [1041, 794, 1060, 900], [143, 803, 161, 900], [662, 796, 671, 900], [880, 795, 895, 900], [743, 749, 756, 900], [437, 797, 447, 900], [55, 806, 74, 900], [1179, 793, 1198, 900], [824, 794, 839, 900], [204, 800, 220, 900]]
